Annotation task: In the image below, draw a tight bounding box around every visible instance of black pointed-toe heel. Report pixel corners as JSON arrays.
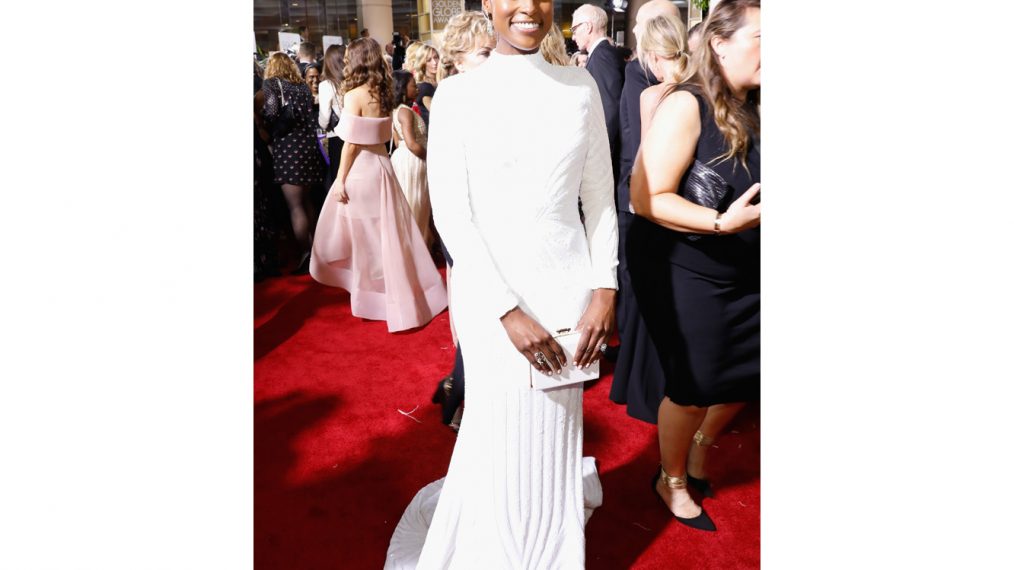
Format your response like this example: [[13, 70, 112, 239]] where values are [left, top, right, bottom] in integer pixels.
[[653, 466, 717, 532], [431, 374, 453, 405]]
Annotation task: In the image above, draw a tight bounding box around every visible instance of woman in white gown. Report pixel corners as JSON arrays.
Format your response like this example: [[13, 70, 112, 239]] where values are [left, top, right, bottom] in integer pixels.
[[384, 0, 618, 566], [390, 70, 433, 247]]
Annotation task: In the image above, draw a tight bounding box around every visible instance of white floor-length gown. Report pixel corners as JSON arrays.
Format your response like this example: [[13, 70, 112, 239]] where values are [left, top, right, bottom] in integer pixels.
[[391, 104, 433, 246], [385, 50, 618, 569]]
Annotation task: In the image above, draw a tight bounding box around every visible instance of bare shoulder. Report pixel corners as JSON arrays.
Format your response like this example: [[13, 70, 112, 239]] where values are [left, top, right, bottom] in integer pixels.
[[343, 86, 368, 114], [640, 84, 666, 109], [654, 89, 700, 125]]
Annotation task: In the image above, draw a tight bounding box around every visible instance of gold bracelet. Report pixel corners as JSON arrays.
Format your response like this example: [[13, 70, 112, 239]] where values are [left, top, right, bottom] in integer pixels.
[[714, 212, 723, 235]]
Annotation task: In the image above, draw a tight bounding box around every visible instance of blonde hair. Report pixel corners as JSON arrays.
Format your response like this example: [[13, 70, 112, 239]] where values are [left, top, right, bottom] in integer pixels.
[[637, 14, 690, 84], [406, 43, 440, 84], [440, 11, 495, 73], [540, 24, 570, 66], [263, 52, 304, 84]]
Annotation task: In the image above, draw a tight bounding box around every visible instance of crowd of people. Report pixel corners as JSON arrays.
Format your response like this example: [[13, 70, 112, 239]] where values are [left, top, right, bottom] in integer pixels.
[[255, 0, 759, 563]]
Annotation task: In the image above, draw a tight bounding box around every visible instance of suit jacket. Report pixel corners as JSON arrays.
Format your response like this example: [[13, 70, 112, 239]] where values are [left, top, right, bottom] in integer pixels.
[[616, 59, 659, 214], [584, 40, 627, 189]]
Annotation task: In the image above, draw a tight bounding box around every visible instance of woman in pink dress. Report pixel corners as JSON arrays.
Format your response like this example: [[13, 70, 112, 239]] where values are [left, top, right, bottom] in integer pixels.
[[310, 38, 447, 332]]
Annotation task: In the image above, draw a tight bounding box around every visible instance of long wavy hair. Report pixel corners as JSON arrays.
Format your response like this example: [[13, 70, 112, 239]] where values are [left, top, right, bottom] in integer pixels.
[[321, 44, 346, 89], [637, 15, 690, 84], [264, 52, 303, 84], [675, 0, 760, 166], [407, 43, 439, 84], [341, 38, 395, 115], [540, 24, 569, 66]]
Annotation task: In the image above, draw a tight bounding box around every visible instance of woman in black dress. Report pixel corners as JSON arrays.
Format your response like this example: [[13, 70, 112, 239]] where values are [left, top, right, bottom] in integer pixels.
[[407, 43, 439, 126], [262, 53, 323, 273], [628, 0, 761, 532]]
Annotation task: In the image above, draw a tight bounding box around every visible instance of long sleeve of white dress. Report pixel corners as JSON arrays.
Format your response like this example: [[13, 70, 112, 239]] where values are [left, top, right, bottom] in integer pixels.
[[578, 74, 620, 292], [427, 82, 520, 321]]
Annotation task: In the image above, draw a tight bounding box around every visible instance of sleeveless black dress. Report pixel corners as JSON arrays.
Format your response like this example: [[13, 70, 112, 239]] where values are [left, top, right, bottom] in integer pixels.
[[627, 85, 760, 407]]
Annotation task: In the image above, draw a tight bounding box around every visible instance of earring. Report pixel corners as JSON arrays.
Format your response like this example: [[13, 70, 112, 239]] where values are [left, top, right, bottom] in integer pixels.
[[482, 9, 496, 36]]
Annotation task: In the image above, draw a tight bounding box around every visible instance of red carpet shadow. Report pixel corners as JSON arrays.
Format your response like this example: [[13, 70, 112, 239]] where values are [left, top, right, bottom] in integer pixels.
[[255, 389, 457, 570], [585, 437, 667, 569], [255, 284, 347, 360]]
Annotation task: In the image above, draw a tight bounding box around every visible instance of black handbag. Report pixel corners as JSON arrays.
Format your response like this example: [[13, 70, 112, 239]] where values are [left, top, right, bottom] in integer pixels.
[[326, 83, 340, 132], [271, 79, 297, 139], [681, 160, 732, 241]]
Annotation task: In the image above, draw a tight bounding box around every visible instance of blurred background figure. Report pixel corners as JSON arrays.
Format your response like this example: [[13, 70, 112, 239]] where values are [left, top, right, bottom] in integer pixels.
[[572, 3, 626, 190], [569, 51, 589, 67], [261, 52, 323, 275], [254, 59, 282, 282], [687, 21, 705, 53], [392, 33, 406, 70], [610, 0, 684, 424], [390, 70, 432, 247], [303, 62, 321, 105], [297, 42, 316, 75], [407, 43, 440, 126], [541, 23, 570, 66], [318, 44, 347, 194]]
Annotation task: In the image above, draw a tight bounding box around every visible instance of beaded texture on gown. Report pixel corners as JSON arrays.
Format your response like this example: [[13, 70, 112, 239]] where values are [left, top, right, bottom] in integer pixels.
[[391, 104, 433, 246], [310, 113, 447, 332], [384, 51, 618, 569]]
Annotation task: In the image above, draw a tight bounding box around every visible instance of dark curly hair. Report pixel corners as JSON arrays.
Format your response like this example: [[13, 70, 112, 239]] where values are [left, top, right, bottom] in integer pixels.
[[340, 38, 394, 115], [391, 70, 414, 107]]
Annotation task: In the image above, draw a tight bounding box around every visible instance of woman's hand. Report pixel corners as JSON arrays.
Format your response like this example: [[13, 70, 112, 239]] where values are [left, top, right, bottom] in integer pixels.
[[573, 289, 616, 369], [332, 179, 349, 203], [720, 183, 761, 233], [501, 307, 567, 375]]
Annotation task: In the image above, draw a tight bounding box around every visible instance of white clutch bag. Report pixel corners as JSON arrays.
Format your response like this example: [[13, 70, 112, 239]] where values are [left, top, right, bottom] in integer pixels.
[[529, 329, 600, 390]]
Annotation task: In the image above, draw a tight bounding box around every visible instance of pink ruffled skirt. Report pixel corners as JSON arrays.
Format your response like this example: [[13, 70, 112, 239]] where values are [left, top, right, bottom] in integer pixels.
[[310, 149, 447, 332]]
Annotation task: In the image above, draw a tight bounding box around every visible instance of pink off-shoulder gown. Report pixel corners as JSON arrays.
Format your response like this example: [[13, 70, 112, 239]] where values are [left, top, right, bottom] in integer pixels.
[[310, 113, 447, 332]]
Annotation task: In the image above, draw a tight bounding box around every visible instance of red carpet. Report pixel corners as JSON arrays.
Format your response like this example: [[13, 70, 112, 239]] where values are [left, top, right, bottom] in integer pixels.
[[255, 273, 759, 569]]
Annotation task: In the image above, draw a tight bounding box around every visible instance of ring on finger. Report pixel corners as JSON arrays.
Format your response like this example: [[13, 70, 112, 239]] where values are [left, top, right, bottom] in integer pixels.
[[598, 343, 609, 353], [534, 351, 548, 367]]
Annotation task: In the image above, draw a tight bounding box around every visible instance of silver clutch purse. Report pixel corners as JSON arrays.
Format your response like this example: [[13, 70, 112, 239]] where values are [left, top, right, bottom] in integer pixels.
[[529, 329, 600, 391], [681, 160, 732, 240]]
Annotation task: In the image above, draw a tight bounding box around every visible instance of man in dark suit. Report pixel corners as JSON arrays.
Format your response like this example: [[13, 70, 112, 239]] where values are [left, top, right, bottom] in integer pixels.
[[572, 4, 626, 190]]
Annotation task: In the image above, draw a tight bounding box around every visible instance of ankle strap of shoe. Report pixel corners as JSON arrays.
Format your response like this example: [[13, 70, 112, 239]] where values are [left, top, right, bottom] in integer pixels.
[[693, 430, 715, 447], [660, 464, 687, 490]]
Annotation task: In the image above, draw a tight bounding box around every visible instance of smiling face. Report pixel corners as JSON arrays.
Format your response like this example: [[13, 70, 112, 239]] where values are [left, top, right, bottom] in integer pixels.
[[483, 0, 553, 55], [304, 66, 320, 93]]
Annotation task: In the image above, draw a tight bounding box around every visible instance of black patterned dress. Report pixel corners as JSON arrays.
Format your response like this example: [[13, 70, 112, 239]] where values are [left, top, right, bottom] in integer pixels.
[[262, 78, 323, 185]]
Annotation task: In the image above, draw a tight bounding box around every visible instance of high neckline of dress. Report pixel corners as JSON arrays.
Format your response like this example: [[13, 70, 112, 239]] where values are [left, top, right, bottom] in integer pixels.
[[488, 49, 550, 71]]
